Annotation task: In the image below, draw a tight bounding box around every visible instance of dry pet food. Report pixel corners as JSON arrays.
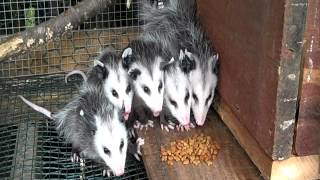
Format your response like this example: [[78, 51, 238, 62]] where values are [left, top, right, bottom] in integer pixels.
[[160, 133, 220, 166]]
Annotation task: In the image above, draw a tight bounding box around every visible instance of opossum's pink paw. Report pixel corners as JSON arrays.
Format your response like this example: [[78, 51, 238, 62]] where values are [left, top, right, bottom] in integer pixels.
[[128, 128, 136, 138], [70, 152, 81, 163], [147, 120, 154, 128], [103, 169, 112, 177], [133, 121, 141, 129], [161, 123, 170, 132], [190, 122, 196, 128]]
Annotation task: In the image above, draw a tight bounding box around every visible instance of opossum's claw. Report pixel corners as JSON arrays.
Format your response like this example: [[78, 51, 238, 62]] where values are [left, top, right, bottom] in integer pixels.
[[103, 169, 111, 177]]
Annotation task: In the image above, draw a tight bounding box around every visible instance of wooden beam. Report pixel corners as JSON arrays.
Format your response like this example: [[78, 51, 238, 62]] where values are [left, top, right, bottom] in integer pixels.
[[214, 97, 320, 179], [214, 97, 273, 179], [271, 155, 320, 180], [273, 0, 308, 160]]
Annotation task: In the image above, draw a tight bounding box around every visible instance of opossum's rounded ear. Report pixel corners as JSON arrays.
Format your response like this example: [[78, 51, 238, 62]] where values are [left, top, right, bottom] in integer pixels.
[[210, 53, 219, 74], [94, 60, 108, 80], [179, 49, 196, 73], [160, 57, 175, 70], [122, 47, 135, 69], [128, 68, 141, 80]]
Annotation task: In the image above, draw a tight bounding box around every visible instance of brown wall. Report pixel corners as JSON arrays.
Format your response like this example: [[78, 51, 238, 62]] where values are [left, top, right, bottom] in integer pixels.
[[197, 0, 285, 157], [295, 0, 320, 156]]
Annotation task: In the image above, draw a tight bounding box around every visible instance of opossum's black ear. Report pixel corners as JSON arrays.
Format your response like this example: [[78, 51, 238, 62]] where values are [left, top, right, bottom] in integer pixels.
[[160, 57, 175, 70], [122, 47, 135, 70], [210, 53, 219, 74], [179, 49, 196, 73], [94, 60, 109, 80], [128, 68, 141, 80]]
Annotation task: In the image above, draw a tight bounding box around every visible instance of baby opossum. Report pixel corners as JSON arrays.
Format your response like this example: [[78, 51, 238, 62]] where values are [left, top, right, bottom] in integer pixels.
[[122, 39, 172, 129], [160, 49, 196, 132], [19, 84, 139, 177], [141, 0, 219, 126], [65, 47, 134, 121]]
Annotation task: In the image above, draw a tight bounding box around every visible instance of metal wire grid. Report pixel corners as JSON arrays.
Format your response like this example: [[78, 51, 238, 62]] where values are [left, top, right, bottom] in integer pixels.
[[0, 0, 142, 78], [0, 75, 148, 179]]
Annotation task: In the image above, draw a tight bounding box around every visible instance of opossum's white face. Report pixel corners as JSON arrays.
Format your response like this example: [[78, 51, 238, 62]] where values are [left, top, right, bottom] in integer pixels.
[[103, 63, 133, 120], [127, 58, 164, 117], [94, 112, 128, 176], [164, 68, 192, 126], [189, 55, 218, 126]]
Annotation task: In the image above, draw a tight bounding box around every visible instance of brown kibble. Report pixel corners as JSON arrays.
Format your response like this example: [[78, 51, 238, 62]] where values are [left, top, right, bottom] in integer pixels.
[[183, 160, 189, 165], [159, 134, 220, 166]]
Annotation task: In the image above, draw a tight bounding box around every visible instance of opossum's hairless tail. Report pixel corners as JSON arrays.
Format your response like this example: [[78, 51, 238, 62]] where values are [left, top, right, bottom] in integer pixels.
[[18, 95, 52, 119], [65, 70, 88, 84]]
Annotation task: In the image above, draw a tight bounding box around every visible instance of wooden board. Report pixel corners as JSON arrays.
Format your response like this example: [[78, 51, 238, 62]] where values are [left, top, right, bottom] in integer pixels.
[[295, 0, 320, 156], [136, 111, 262, 180], [197, 0, 307, 160], [215, 96, 320, 180]]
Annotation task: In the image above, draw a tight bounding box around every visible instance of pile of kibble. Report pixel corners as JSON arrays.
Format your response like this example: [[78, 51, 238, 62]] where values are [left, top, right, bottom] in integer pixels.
[[160, 133, 220, 166]]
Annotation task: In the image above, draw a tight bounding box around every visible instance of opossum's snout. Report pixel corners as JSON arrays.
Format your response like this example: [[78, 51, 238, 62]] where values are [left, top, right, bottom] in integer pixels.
[[114, 167, 125, 176], [194, 113, 206, 126], [181, 116, 190, 126], [153, 110, 161, 117], [123, 111, 130, 120]]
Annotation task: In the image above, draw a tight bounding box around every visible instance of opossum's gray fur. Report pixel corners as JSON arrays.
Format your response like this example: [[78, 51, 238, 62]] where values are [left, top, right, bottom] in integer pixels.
[[59, 85, 122, 159], [20, 84, 122, 161], [83, 46, 121, 88], [140, 0, 218, 76], [122, 39, 170, 74]]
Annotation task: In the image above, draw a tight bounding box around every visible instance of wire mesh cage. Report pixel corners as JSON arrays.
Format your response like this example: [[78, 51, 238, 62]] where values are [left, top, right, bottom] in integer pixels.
[[0, 0, 148, 179]]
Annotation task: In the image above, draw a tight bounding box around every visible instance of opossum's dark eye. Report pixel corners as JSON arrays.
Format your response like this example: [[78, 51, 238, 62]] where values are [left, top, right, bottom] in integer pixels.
[[112, 89, 118, 98], [192, 93, 198, 103], [169, 98, 177, 108], [120, 139, 124, 151], [143, 86, 150, 95], [185, 92, 190, 104], [158, 81, 163, 92], [104, 147, 110, 156], [126, 85, 131, 94], [205, 93, 212, 105]]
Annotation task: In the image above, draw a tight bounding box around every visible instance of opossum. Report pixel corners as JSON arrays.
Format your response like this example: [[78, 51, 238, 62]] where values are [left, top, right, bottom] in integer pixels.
[[159, 49, 196, 132], [65, 47, 134, 121], [140, 0, 219, 126], [18, 84, 141, 177], [122, 39, 172, 129]]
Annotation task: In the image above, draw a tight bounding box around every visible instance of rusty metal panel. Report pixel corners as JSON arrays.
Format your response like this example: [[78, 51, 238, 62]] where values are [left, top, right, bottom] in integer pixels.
[[295, 0, 320, 156]]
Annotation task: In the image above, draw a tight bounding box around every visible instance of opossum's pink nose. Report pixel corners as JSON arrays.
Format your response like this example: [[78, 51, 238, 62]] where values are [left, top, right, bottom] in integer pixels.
[[196, 119, 205, 126], [181, 118, 190, 126], [123, 111, 130, 120], [153, 110, 161, 117], [114, 168, 124, 176]]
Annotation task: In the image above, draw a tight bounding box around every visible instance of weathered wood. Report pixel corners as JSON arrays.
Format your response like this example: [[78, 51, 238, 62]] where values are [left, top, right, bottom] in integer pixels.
[[271, 155, 320, 180], [0, 0, 113, 62], [137, 111, 261, 180], [197, 0, 285, 158], [295, 0, 320, 156], [214, 97, 320, 180], [214, 97, 273, 179], [197, 0, 307, 160], [273, 0, 307, 160]]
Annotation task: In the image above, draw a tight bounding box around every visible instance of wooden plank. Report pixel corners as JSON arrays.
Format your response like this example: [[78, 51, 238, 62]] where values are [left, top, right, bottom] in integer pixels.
[[295, 0, 320, 156], [197, 0, 285, 158], [273, 0, 307, 160], [271, 155, 320, 180], [137, 110, 261, 180], [214, 97, 273, 179], [214, 97, 320, 179], [197, 0, 307, 160]]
